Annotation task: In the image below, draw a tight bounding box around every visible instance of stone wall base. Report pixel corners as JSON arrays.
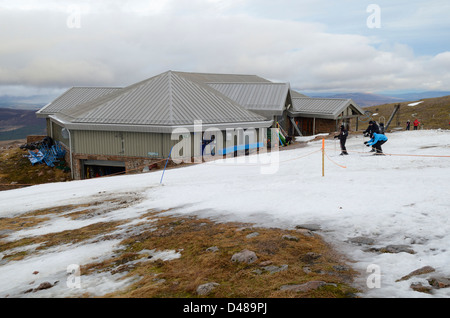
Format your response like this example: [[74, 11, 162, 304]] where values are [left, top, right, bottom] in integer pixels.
[[71, 153, 170, 180]]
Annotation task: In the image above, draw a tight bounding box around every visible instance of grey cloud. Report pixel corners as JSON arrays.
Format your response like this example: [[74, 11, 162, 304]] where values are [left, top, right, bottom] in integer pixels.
[[0, 0, 449, 95]]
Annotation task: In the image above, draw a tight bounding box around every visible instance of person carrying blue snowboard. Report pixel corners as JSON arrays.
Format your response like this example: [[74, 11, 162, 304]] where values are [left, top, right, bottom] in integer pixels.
[[364, 132, 388, 155]]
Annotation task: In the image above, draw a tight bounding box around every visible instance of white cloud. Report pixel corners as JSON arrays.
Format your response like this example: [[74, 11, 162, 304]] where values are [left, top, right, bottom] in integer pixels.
[[0, 0, 449, 95]]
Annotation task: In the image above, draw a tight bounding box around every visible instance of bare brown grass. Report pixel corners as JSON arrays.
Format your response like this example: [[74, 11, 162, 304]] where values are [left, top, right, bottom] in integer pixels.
[[362, 95, 450, 130], [0, 199, 360, 298], [96, 213, 359, 298]]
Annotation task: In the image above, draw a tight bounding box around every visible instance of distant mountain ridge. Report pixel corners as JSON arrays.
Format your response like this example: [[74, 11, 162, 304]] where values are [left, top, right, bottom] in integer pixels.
[[304, 91, 450, 107], [0, 108, 46, 141], [0, 94, 57, 110]]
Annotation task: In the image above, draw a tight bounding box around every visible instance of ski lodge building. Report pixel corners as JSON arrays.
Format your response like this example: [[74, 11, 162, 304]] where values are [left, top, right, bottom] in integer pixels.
[[36, 70, 364, 180]]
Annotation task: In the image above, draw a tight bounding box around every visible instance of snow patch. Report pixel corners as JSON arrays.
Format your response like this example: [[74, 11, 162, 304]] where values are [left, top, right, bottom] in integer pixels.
[[1, 130, 450, 298]]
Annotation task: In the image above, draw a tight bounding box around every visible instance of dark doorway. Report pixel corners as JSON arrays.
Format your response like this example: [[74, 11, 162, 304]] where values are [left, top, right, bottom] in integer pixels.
[[82, 160, 126, 179]]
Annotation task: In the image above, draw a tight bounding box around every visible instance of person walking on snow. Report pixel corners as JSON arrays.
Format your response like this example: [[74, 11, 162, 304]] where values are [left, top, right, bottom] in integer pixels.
[[365, 132, 388, 155], [413, 119, 420, 130], [334, 124, 348, 155], [406, 120, 411, 130]]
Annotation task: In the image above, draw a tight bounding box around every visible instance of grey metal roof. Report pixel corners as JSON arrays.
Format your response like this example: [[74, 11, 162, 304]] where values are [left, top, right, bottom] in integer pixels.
[[207, 82, 290, 117], [36, 87, 121, 118], [175, 71, 271, 84], [52, 71, 271, 129], [288, 97, 364, 120], [49, 115, 271, 134]]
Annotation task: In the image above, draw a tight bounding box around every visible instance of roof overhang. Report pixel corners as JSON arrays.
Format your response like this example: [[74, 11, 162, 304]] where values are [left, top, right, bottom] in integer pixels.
[[35, 103, 52, 118], [288, 98, 365, 120], [287, 112, 337, 120], [49, 115, 273, 134]]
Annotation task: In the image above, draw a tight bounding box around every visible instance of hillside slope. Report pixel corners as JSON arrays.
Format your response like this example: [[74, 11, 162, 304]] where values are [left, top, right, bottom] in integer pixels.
[[0, 140, 71, 191], [0, 130, 449, 299], [0, 108, 46, 141], [362, 95, 450, 130]]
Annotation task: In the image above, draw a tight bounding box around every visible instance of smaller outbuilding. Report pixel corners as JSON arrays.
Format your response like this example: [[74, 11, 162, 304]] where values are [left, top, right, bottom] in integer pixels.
[[287, 96, 365, 136]]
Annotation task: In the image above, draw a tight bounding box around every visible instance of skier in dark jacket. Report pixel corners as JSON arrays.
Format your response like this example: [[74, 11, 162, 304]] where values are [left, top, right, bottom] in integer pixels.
[[363, 121, 380, 137], [365, 132, 388, 155], [363, 121, 380, 152], [334, 124, 348, 155]]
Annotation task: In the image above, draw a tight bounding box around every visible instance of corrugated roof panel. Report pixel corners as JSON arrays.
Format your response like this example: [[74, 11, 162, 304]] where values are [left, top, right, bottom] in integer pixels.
[[58, 71, 267, 127], [176, 71, 271, 84], [68, 72, 171, 125], [291, 98, 346, 114], [170, 72, 266, 124], [289, 97, 364, 119], [37, 87, 121, 115], [207, 82, 289, 113]]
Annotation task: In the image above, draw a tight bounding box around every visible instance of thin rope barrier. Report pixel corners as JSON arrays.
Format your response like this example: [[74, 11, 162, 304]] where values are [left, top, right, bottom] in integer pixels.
[[324, 150, 347, 169]]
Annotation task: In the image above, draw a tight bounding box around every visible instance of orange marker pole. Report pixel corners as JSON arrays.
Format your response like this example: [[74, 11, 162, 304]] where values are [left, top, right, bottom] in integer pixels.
[[322, 138, 325, 177]]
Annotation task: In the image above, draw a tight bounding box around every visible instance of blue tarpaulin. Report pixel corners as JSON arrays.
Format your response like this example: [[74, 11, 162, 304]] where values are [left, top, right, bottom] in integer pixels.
[[218, 142, 264, 155]]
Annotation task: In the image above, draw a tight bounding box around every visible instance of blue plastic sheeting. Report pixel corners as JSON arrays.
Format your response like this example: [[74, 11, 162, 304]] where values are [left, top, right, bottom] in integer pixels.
[[217, 142, 264, 155], [27, 141, 66, 167], [28, 150, 45, 165]]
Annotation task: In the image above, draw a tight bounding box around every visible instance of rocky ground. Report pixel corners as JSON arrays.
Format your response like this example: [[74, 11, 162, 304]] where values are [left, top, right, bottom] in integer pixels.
[[0, 192, 360, 297], [0, 139, 71, 191]]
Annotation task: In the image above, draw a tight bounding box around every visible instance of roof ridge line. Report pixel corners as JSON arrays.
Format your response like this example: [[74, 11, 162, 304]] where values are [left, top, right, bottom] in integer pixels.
[[206, 82, 288, 85]]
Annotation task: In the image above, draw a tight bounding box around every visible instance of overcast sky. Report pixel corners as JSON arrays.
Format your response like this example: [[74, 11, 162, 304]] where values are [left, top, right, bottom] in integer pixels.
[[1, 0, 450, 97]]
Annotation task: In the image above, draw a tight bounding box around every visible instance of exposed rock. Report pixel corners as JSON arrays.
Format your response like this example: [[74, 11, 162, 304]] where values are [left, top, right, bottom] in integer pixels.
[[295, 229, 315, 237], [366, 244, 416, 254], [246, 232, 259, 239], [347, 236, 375, 246], [427, 276, 450, 289], [410, 282, 433, 294], [295, 224, 321, 231], [280, 281, 327, 293], [35, 282, 53, 291], [259, 260, 272, 266], [206, 246, 219, 253], [263, 264, 288, 274], [397, 266, 435, 282], [231, 249, 257, 264], [196, 282, 219, 295], [300, 252, 322, 263], [27, 281, 57, 293], [282, 234, 299, 242], [333, 265, 350, 272], [379, 245, 415, 254]]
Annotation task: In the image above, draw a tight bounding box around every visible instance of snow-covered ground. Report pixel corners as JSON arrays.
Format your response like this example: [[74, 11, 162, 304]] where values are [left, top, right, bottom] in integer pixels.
[[0, 129, 449, 298]]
